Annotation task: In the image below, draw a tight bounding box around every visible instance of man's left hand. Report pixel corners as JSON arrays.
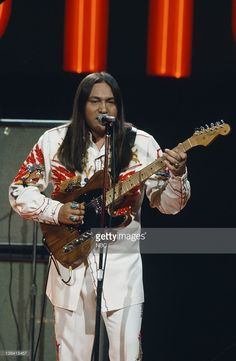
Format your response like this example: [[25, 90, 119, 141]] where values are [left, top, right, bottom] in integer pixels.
[[163, 148, 187, 177]]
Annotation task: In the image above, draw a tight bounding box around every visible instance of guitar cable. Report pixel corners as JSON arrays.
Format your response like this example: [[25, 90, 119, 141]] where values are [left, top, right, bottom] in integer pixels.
[[42, 213, 72, 285], [50, 255, 72, 285]]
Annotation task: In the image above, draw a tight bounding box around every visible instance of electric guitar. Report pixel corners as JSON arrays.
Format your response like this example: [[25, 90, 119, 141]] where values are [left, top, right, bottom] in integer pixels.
[[40, 121, 231, 269]]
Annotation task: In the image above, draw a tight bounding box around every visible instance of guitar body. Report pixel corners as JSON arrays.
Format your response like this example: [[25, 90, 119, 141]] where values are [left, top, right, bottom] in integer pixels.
[[41, 170, 132, 269]]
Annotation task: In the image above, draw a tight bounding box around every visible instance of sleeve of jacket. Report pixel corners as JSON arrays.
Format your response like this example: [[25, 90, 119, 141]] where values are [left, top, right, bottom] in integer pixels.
[[9, 131, 63, 224], [145, 135, 191, 214]]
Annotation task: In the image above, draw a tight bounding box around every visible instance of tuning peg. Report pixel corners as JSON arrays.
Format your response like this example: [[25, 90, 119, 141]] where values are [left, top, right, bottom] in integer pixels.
[[216, 120, 226, 128], [200, 126, 205, 132], [210, 122, 215, 128], [205, 124, 210, 131], [194, 127, 200, 134]]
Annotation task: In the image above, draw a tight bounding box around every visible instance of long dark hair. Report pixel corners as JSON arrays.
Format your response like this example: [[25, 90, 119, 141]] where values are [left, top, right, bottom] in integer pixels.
[[58, 72, 134, 181]]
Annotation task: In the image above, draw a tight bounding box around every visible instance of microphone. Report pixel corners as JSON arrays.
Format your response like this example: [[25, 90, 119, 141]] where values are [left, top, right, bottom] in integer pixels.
[[97, 114, 116, 124]]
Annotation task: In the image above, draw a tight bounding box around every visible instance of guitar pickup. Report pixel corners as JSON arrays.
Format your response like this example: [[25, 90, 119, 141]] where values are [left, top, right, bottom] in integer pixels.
[[63, 231, 93, 254]]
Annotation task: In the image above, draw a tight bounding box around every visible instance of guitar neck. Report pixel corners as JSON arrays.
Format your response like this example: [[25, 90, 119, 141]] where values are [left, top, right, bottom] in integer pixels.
[[105, 136, 197, 206], [55, 121, 229, 207]]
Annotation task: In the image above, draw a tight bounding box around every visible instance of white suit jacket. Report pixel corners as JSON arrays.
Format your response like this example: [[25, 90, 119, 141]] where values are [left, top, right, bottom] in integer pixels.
[[9, 123, 190, 312]]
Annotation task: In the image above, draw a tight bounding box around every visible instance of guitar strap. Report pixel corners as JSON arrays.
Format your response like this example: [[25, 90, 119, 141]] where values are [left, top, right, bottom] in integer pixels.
[[126, 126, 137, 149], [111, 125, 137, 182]]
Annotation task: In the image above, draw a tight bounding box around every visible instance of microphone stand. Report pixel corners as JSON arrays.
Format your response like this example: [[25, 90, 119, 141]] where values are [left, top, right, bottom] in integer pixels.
[[93, 121, 113, 361]]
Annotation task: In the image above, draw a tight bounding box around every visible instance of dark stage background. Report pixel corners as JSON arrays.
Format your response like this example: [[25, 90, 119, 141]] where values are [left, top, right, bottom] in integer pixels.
[[0, 0, 236, 360]]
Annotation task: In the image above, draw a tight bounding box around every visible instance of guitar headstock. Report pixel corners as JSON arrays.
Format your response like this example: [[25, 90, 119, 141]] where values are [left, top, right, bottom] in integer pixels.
[[192, 120, 231, 147]]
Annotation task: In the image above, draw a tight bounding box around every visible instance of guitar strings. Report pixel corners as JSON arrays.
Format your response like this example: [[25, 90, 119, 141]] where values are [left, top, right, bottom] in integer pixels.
[[85, 195, 103, 210]]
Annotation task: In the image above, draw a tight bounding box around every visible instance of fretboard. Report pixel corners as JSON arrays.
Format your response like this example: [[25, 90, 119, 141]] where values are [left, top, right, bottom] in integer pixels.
[[105, 135, 197, 206]]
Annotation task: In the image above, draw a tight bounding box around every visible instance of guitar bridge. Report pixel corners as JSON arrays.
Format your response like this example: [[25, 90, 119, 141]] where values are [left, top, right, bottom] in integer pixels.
[[63, 231, 93, 254]]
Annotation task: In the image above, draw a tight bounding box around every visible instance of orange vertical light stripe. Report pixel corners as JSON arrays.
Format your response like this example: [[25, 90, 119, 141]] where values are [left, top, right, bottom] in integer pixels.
[[0, 0, 12, 38], [232, 0, 236, 42], [147, 0, 194, 78], [64, 0, 109, 74], [89, 0, 97, 70], [175, 0, 185, 78], [77, 0, 85, 73], [160, 0, 169, 74]]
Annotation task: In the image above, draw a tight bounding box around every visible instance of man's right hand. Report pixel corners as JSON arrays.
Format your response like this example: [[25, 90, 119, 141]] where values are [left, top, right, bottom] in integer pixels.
[[58, 201, 85, 225]]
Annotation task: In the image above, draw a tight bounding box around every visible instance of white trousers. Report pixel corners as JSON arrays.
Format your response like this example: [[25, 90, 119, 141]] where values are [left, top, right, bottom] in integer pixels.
[[54, 268, 143, 361]]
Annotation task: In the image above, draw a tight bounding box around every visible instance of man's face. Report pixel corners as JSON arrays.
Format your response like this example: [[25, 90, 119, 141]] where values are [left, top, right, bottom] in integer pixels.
[[85, 82, 118, 138]]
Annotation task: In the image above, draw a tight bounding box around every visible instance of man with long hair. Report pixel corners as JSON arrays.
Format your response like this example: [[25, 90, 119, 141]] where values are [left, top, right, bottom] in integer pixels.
[[9, 72, 190, 360]]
